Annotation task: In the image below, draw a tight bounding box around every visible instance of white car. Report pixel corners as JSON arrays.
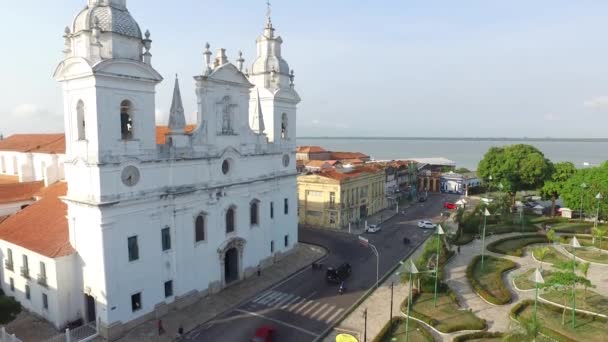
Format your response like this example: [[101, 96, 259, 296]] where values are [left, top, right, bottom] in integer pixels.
[[417, 220, 436, 229], [366, 224, 382, 233]]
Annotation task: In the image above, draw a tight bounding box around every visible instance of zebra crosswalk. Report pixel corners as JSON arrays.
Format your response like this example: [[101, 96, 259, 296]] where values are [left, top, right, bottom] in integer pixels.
[[249, 290, 344, 324]]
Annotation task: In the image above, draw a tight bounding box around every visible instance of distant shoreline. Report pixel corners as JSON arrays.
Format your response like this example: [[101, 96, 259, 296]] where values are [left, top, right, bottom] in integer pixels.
[[297, 136, 608, 143]]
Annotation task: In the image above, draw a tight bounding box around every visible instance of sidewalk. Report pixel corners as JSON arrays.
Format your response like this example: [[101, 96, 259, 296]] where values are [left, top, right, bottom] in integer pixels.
[[110, 243, 326, 342], [346, 207, 404, 235]]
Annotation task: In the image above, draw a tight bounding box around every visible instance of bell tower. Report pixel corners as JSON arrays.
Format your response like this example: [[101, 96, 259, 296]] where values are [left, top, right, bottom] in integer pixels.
[[248, 4, 300, 146]]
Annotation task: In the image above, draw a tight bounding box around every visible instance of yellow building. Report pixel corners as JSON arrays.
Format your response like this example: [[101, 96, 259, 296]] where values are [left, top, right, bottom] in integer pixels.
[[297, 166, 386, 229]]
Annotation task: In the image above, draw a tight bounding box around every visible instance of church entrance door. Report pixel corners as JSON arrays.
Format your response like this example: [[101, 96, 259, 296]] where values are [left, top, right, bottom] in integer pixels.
[[224, 248, 239, 284]]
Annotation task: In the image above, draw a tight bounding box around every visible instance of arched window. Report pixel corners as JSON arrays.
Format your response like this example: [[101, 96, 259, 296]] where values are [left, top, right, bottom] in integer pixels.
[[76, 100, 86, 140], [226, 207, 235, 233], [195, 214, 206, 242], [120, 100, 134, 140], [281, 113, 288, 139], [250, 201, 259, 226]]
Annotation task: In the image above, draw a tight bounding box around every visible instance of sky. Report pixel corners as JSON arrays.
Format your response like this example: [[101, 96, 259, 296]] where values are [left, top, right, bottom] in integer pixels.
[[1, 1, 608, 138]]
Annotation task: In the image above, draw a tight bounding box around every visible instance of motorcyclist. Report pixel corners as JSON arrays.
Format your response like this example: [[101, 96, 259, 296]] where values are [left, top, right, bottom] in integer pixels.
[[339, 281, 346, 294]]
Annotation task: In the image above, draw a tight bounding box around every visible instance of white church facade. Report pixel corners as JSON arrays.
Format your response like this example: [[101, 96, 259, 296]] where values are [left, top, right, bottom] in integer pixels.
[[0, 0, 300, 339]]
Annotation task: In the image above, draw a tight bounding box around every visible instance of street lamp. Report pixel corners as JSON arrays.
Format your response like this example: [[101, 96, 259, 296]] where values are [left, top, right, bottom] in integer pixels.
[[434, 224, 445, 307], [481, 208, 491, 270], [403, 260, 419, 342], [362, 308, 367, 342], [595, 192, 603, 229], [486, 175, 493, 199], [389, 281, 394, 324], [580, 183, 587, 222], [533, 268, 545, 328], [571, 236, 581, 329]]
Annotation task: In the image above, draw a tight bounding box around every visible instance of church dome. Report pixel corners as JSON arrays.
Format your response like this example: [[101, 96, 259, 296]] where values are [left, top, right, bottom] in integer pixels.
[[72, 4, 142, 39], [252, 55, 290, 76]]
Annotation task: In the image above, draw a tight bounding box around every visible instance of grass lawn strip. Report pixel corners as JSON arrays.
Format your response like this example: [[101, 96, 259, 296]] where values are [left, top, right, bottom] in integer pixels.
[[541, 288, 608, 316], [376, 317, 434, 342], [513, 268, 553, 291], [487, 235, 549, 257], [559, 235, 608, 251], [406, 292, 486, 333], [511, 300, 607, 342], [452, 331, 504, 342], [564, 246, 608, 264], [532, 246, 570, 265], [466, 255, 516, 305]]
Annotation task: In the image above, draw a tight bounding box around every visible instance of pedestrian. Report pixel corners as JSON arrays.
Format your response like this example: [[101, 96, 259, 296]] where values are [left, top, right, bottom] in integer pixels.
[[177, 325, 184, 340], [457, 246, 460, 254], [157, 319, 165, 335], [257, 265, 261, 277]]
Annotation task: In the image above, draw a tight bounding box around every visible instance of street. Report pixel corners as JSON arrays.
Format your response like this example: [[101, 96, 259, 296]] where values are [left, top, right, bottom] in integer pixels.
[[183, 194, 457, 342]]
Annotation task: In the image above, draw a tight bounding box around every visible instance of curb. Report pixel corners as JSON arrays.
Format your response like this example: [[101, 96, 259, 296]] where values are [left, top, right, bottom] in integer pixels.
[[314, 233, 431, 342], [557, 246, 608, 266], [537, 296, 608, 318], [398, 311, 485, 337]]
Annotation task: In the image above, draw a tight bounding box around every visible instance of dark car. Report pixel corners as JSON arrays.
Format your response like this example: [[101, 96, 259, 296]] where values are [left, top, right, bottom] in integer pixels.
[[418, 197, 427, 202], [326, 263, 352, 284], [252, 325, 275, 342]]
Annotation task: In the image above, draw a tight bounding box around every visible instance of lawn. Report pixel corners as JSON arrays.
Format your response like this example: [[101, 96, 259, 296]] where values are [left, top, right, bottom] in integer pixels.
[[541, 288, 608, 316], [487, 235, 549, 257], [564, 246, 608, 264], [467, 255, 516, 305], [453, 224, 537, 246], [512, 300, 608, 342], [513, 268, 553, 291], [560, 235, 608, 251], [378, 318, 434, 342], [532, 246, 571, 265], [452, 331, 504, 342], [407, 292, 486, 333]]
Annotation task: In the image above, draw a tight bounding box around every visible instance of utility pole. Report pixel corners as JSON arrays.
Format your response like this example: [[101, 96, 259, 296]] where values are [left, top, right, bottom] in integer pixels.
[[363, 308, 367, 342], [389, 282, 394, 323]]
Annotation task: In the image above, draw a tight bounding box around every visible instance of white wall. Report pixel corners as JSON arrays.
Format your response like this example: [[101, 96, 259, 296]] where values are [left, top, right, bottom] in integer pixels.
[[0, 151, 65, 185]]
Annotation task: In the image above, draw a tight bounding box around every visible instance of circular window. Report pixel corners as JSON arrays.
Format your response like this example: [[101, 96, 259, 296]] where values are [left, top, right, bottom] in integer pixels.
[[282, 154, 290, 168], [222, 160, 231, 175]]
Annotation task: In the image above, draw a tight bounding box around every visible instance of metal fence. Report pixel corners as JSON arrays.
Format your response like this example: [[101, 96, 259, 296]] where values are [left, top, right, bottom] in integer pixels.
[[0, 328, 23, 342], [44, 322, 98, 342]]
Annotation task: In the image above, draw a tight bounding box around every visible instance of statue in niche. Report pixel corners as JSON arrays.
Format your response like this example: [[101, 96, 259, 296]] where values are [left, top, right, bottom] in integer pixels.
[[218, 96, 237, 135]]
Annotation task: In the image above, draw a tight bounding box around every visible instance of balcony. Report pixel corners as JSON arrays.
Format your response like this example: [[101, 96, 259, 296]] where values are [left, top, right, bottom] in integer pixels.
[[20, 267, 30, 279], [37, 274, 48, 288], [4, 260, 13, 271]]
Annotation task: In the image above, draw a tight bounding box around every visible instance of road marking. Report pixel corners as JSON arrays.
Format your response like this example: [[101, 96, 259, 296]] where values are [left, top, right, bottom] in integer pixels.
[[258, 291, 280, 305], [325, 308, 344, 323], [295, 300, 313, 314], [272, 293, 294, 308], [316, 305, 335, 321], [235, 309, 319, 337], [266, 292, 287, 306], [280, 295, 300, 309], [252, 291, 273, 303], [309, 303, 328, 319], [286, 297, 306, 311], [302, 302, 320, 316]]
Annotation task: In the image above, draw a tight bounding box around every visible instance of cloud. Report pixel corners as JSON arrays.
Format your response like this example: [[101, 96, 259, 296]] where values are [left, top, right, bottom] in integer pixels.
[[2, 104, 63, 135], [11, 104, 52, 118], [584, 96, 608, 111]]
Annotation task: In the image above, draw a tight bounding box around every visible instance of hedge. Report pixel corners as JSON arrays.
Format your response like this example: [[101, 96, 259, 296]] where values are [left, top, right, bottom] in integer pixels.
[[0, 294, 21, 324], [466, 255, 516, 305], [452, 331, 504, 342], [371, 317, 434, 342], [486, 235, 549, 257]]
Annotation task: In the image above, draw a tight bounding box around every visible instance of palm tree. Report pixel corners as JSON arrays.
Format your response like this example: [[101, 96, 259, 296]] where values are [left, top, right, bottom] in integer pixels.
[[592, 227, 607, 254], [534, 247, 550, 271]]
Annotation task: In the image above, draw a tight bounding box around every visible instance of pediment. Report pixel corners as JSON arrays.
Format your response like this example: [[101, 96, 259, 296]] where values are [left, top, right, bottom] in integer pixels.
[[274, 87, 301, 103], [53, 57, 94, 81], [209, 64, 254, 88], [92, 59, 163, 82]]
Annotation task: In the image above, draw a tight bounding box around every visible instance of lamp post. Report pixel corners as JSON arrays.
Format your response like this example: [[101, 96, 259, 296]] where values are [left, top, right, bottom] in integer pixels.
[[389, 281, 394, 324], [486, 175, 493, 199], [481, 208, 491, 270], [571, 236, 581, 329], [434, 224, 445, 307], [404, 261, 418, 342], [595, 193, 603, 229], [362, 308, 367, 342], [580, 183, 587, 221], [533, 268, 545, 328], [358, 236, 379, 289]]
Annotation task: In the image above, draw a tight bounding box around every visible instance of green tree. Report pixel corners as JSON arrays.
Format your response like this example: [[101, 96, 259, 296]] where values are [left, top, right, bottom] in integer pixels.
[[534, 246, 550, 270], [478, 145, 552, 206], [455, 207, 465, 238], [540, 162, 576, 217], [542, 261, 593, 326], [579, 262, 591, 307], [592, 227, 607, 253], [454, 167, 471, 174], [546, 228, 556, 244], [560, 162, 608, 220]]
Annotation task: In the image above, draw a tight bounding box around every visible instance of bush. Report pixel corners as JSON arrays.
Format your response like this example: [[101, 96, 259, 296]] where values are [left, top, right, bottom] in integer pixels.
[[453, 331, 504, 342], [0, 295, 21, 324], [486, 235, 549, 257], [466, 255, 516, 305]]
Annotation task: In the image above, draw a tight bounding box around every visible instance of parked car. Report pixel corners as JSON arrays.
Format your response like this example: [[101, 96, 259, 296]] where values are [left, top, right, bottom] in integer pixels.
[[444, 202, 457, 210], [252, 326, 275, 342], [417, 220, 436, 229], [365, 224, 381, 233], [326, 263, 352, 284]]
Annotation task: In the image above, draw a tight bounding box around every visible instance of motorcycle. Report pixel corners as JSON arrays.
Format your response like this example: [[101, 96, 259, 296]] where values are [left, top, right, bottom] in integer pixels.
[[338, 282, 346, 295]]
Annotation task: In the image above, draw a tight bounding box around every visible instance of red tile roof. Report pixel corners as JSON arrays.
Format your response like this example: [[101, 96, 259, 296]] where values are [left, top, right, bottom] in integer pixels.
[[0, 134, 65, 154], [0, 216, 8, 225], [296, 146, 327, 153], [0, 182, 75, 258], [155, 125, 197, 144], [0, 181, 44, 205], [318, 166, 382, 181], [329, 151, 369, 160]]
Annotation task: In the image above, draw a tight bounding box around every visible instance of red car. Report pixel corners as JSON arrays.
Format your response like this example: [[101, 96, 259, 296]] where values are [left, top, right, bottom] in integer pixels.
[[252, 326, 275, 342], [444, 202, 457, 210]]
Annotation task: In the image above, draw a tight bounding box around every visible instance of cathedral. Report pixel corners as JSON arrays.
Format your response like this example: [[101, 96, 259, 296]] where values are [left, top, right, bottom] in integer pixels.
[[1, 0, 299, 339]]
